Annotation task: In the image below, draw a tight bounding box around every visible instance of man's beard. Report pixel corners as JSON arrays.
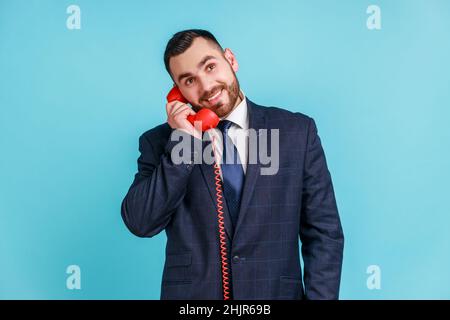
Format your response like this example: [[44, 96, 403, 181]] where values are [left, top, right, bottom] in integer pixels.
[[192, 74, 240, 118]]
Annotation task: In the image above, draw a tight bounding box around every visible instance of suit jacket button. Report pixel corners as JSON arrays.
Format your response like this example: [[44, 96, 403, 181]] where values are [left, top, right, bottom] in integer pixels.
[[232, 256, 240, 263]]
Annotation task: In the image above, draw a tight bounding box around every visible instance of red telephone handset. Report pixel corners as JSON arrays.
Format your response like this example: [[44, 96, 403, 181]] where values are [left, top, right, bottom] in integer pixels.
[[166, 86, 219, 131]]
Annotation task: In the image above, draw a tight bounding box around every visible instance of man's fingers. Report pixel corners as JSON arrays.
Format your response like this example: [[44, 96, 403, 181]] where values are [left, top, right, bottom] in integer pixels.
[[166, 100, 187, 116], [165, 100, 199, 136], [166, 101, 185, 116], [172, 104, 194, 118]]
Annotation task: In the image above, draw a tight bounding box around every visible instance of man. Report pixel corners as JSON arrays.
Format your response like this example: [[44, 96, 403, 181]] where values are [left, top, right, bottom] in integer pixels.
[[121, 29, 344, 300]]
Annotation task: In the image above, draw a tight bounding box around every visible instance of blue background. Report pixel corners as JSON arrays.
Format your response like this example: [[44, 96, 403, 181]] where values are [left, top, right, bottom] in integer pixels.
[[1, 0, 449, 299]]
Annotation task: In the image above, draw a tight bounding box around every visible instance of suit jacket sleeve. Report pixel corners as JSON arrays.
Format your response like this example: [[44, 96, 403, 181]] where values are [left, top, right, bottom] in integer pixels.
[[299, 117, 344, 299], [121, 130, 196, 238]]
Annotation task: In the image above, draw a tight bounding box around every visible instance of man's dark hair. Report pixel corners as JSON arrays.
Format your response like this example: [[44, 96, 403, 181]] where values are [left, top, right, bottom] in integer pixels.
[[164, 29, 223, 79]]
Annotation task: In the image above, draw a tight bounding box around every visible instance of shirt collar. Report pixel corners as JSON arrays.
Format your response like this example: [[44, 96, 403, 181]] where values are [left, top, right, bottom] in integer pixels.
[[221, 90, 248, 129]]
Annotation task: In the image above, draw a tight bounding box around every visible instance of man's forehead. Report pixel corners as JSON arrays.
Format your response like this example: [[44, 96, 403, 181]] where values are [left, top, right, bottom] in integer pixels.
[[170, 38, 222, 75]]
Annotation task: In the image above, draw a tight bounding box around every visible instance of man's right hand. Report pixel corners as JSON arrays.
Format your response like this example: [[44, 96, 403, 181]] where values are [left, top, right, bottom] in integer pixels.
[[166, 101, 202, 140]]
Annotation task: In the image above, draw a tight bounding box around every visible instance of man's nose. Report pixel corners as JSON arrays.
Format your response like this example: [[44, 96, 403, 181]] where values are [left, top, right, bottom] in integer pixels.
[[198, 77, 216, 98]]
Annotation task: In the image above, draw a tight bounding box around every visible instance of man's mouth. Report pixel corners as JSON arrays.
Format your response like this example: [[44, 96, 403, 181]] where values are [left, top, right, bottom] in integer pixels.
[[206, 89, 223, 105]]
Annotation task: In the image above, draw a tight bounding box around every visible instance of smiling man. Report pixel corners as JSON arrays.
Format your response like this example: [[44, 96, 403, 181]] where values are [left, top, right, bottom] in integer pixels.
[[121, 29, 344, 300], [168, 39, 240, 118], [164, 33, 243, 141]]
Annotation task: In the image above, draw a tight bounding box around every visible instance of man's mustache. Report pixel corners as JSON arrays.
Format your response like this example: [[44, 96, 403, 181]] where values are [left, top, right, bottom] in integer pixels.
[[201, 85, 225, 102]]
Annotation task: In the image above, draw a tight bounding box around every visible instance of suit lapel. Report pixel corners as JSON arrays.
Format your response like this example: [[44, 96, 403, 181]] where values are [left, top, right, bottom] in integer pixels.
[[234, 98, 266, 236]]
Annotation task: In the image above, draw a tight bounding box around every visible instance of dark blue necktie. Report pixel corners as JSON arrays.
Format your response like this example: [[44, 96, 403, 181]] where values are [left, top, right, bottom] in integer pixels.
[[217, 120, 244, 229]]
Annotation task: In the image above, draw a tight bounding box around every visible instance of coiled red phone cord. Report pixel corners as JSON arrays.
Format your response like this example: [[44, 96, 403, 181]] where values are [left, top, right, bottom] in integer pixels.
[[211, 135, 231, 300]]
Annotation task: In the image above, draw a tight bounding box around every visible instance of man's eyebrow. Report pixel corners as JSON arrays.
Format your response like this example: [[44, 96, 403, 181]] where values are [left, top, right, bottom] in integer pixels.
[[177, 55, 217, 83]]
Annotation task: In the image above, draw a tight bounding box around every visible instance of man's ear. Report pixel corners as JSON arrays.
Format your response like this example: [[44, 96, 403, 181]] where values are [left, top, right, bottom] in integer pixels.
[[224, 48, 239, 73]]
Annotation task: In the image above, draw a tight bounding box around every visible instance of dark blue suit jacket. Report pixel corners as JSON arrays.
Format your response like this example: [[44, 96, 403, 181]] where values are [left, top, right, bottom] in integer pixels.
[[121, 97, 344, 300]]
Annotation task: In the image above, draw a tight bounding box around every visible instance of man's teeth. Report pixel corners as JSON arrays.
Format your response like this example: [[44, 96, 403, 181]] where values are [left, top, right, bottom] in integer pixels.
[[207, 90, 222, 101]]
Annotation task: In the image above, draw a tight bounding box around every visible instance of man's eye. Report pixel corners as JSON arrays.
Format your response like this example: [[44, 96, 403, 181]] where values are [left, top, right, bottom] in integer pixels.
[[186, 78, 194, 85], [207, 64, 216, 71]]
